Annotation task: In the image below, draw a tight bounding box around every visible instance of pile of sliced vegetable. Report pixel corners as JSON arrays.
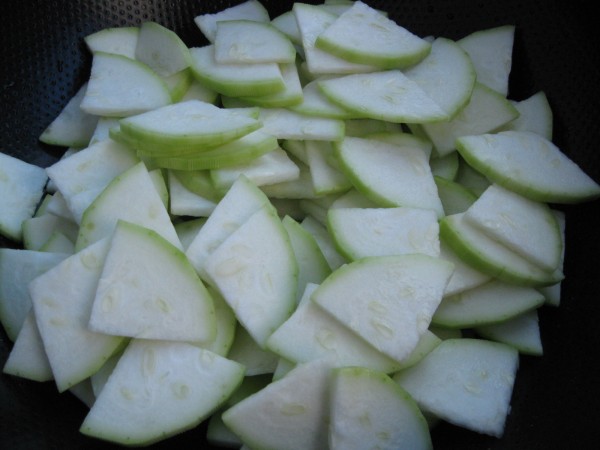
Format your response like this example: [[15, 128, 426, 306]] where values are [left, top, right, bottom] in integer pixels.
[[1, 0, 599, 448]]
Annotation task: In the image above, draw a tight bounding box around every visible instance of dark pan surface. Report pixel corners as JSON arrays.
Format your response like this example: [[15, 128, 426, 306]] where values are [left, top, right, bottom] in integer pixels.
[[1, 1, 599, 449]]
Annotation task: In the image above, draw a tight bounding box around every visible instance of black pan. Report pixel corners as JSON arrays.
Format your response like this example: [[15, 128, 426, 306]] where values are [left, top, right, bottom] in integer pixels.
[[1, 1, 599, 448]]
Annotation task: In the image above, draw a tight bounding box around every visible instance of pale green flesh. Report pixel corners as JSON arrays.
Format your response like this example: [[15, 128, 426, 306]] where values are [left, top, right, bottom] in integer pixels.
[[80, 339, 245, 446], [440, 213, 563, 287], [135, 21, 191, 77], [456, 131, 600, 203], [394, 338, 519, 438], [312, 254, 454, 362], [432, 280, 545, 328], [194, 0, 270, 43], [475, 309, 543, 356], [330, 367, 432, 450], [84, 27, 140, 59]]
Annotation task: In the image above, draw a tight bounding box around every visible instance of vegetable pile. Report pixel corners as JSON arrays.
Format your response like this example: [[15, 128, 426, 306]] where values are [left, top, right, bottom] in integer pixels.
[[1, 0, 599, 448]]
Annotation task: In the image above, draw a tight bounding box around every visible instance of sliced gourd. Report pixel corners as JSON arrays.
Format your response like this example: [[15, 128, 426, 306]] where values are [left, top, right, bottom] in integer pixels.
[[84, 26, 140, 59], [135, 21, 191, 77], [194, 0, 270, 43]]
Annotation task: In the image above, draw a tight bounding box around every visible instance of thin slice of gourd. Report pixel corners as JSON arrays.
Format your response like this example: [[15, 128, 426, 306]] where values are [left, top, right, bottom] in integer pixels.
[[172, 170, 222, 202], [434, 176, 477, 216], [475, 309, 543, 356], [463, 184, 563, 272], [394, 338, 519, 438], [458, 25, 515, 97], [3, 309, 53, 382], [456, 130, 600, 203], [311, 254, 454, 362], [80, 339, 245, 446], [432, 280, 545, 328], [135, 21, 191, 77], [420, 83, 520, 157], [88, 221, 216, 342], [189, 45, 285, 98], [300, 215, 347, 270], [194, 0, 270, 43], [214, 20, 296, 64], [439, 240, 491, 297], [271, 10, 302, 46], [21, 214, 78, 251], [329, 367, 432, 450], [404, 37, 476, 119], [142, 130, 279, 171], [293, 3, 379, 75], [290, 78, 360, 119], [318, 71, 449, 124], [168, 172, 217, 218], [335, 137, 444, 218], [281, 216, 331, 303], [222, 357, 333, 450], [259, 108, 345, 141], [0, 152, 48, 242], [46, 138, 139, 223], [39, 82, 99, 148], [162, 68, 195, 102], [30, 238, 125, 392], [226, 326, 279, 376], [192, 286, 237, 357], [502, 91, 553, 140], [84, 26, 140, 59], [118, 100, 261, 153], [80, 52, 171, 117], [203, 204, 297, 348], [430, 153, 460, 180], [185, 175, 272, 281], [440, 212, 563, 287], [237, 62, 303, 108], [266, 283, 402, 373], [315, 0, 431, 69], [211, 147, 300, 190], [327, 207, 440, 261], [305, 140, 352, 195], [76, 161, 181, 251]]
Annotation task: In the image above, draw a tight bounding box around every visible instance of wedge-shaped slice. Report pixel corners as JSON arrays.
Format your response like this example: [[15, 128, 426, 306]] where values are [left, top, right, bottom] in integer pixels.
[[214, 20, 296, 64], [335, 137, 444, 218], [39, 83, 99, 148], [315, 0, 430, 69], [190, 45, 285, 97], [76, 161, 181, 251], [458, 25, 515, 97], [204, 204, 297, 347], [432, 280, 545, 328], [222, 357, 333, 450], [290, 78, 360, 119], [439, 240, 491, 297], [464, 184, 563, 272], [266, 283, 401, 373], [259, 108, 345, 141], [539, 209, 566, 307], [238, 62, 303, 108], [330, 367, 432, 450], [440, 213, 563, 286], [145, 130, 279, 171], [30, 238, 124, 392], [193, 286, 237, 357], [119, 100, 261, 154], [293, 3, 379, 75], [88, 221, 216, 342], [84, 26, 140, 59], [194, 0, 270, 43], [21, 213, 78, 251], [430, 153, 460, 180], [46, 138, 139, 223], [394, 338, 519, 438], [80, 339, 245, 446], [282, 216, 331, 303], [434, 176, 477, 216], [476, 309, 543, 356], [135, 21, 191, 77], [305, 140, 351, 195], [502, 91, 553, 140], [312, 254, 454, 362], [404, 37, 476, 119], [421, 83, 520, 157], [319, 71, 448, 123], [0, 152, 48, 242], [457, 130, 600, 203], [168, 172, 217, 218], [3, 310, 53, 382], [301, 215, 347, 270], [0, 249, 68, 341], [80, 52, 171, 117], [186, 175, 271, 280], [226, 326, 279, 376], [211, 147, 300, 190], [328, 207, 440, 261], [271, 10, 302, 46]]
